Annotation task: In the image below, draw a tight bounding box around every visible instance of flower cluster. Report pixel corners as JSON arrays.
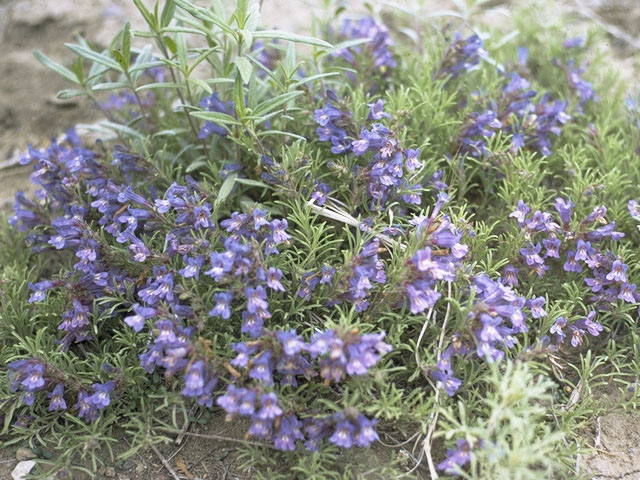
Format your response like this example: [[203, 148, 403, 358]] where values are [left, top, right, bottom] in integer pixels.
[[435, 33, 487, 80], [314, 95, 424, 207], [299, 238, 385, 312], [8, 359, 117, 420], [213, 328, 391, 451], [331, 17, 396, 73], [549, 311, 602, 347], [404, 194, 468, 314], [458, 72, 571, 158], [198, 92, 235, 138], [431, 273, 532, 396], [508, 199, 635, 316]]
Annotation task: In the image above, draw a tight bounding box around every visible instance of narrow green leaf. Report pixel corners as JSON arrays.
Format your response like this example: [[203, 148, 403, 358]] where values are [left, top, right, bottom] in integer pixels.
[[284, 41, 296, 77], [132, 0, 158, 31], [186, 160, 208, 172], [190, 111, 240, 126], [290, 72, 339, 88], [122, 22, 131, 69], [215, 174, 237, 208], [253, 30, 333, 49], [256, 130, 306, 141], [161, 0, 176, 27], [187, 76, 213, 94], [235, 56, 253, 84], [56, 89, 87, 99], [235, 0, 249, 29], [92, 81, 130, 91], [235, 178, 271, 189], [253, 90, 303, 116], [33, 51, 79, 84], [65, 43, 122, 71], [233, 74, 246, 119], [135, 82, 181, 92]]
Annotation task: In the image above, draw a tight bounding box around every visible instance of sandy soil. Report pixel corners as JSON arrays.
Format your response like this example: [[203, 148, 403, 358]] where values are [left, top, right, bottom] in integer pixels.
[[2, 0, 640, 479]]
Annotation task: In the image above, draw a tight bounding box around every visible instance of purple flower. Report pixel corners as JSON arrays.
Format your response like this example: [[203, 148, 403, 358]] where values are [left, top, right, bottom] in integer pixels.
[[543, 237, 561, 258], [266, 268, 285, 291], [618, 283, 637, 303], [257, 393, 282, 420], [510, 200, 530, 226], [75, 390, 99, 421], [209, 292, 233, 319], [249, 351, 273, 384], [329, 421, 355, 448], [48, 383, 67, 411], [520, 242, 544, 266], [438, 439, 471, 475], [368, 99, 391, 120], [555, 198, 574, 226], [606, 260, 628, 283], [88, 381, 115, 409], [28, 280, 55, 303], [273, 414, 304, 451], [21, 364, 46, 391], [277, 329, 305, 356], [246, 286, 268, 314], [271, 219, 290, 244], [528, 297, 547, 319], [563, 251, 582, 273], [550, 317, 567, 343], [179, 256, 205, 279], [432, 369, 462, 396], [629, 200, 640, 221], [564, 36, 585, 48], [124, 304, 156, 332], [182, 360, 205, 397]]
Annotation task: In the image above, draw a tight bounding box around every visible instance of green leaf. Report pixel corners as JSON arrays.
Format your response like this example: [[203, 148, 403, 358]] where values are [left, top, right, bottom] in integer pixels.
[[161, 0, 176, 27], [214, 174, 237, 208], [176, 32, 188, 71], [235, 56, 253, 84], [132, 0, 158, 31], [253, 30, 333, 49], [256, 130, 306, 141], [65, 43, 122, 71], [290, 72, 339, 88], [92, 81, 130, 91], [284, 41, 296, 77], [164, 36, 178, 55], [112, 49, 129, 71], [185, 159, 208, 173], [190, 111, 240, 126], [171, 0, 236, 37], [136, 82, 181, 92], [235, 178, 271, 189], [187, 76, 213, 94], [33, 51, 79, 84], [253, 90, 303, 116], [122, 22, 131, 70], [56, 89, 87, 99], [235, 0, 249, 29], [233, 74, 246, 119]]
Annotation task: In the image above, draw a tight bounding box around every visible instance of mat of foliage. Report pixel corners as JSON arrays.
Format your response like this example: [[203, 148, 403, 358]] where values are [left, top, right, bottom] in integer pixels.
[[2, 0, 640, 478]]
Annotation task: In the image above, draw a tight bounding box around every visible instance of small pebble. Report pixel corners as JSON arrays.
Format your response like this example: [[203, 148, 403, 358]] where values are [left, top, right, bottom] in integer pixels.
[[15, 447, 36, 461], [11, 460, 36, 480], [104, 466, 116, 478]]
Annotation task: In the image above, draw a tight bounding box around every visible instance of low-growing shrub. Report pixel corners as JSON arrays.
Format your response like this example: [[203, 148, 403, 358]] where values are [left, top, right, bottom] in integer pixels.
[[2, 0, 640, 478]]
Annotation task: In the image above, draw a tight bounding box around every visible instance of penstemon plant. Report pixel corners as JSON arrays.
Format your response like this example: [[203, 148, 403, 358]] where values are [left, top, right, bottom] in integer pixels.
[[2, 0, 640, 478]]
